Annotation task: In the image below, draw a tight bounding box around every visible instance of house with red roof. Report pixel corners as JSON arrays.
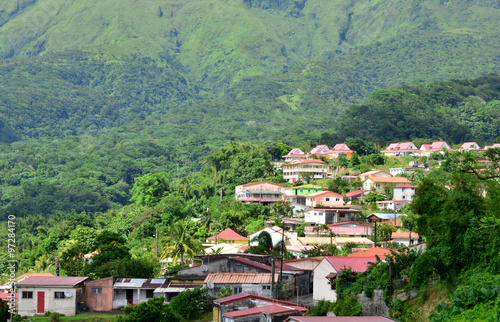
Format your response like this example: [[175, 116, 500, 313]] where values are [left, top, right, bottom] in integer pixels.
[[313, 257, 377, 302], [358, 170, 391, 182], [483, 143, 500, 150], [305, 191, 344, 207], [329, 143, 354, 158], [381, 142, 419, 156], [235, 180, 286, 205], [347, 248, 396, 259], [213, 293, 308, 322], [391, 232, 420, 246], [207, 228, 249, 246], [362, 176, 410, 193], [344, 189, 370, 202], [222, 304, 305, 322], [283, 159, 329, 183], [393, 184, 417, 202], [458, 142, 480, 151], [419, 141, 453, 156], [16, 276, 91, 316], [307, 145, 331, 158], [283, 148, 307, 161]]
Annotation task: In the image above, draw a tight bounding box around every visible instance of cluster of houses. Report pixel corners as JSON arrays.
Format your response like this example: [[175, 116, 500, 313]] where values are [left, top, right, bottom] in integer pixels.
[[8, 248, 410, 320]]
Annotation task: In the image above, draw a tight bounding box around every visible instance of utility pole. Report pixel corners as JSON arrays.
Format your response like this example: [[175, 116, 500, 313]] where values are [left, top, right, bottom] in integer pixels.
[[271, 256, 275, 299], [374, 222, 377, 247]]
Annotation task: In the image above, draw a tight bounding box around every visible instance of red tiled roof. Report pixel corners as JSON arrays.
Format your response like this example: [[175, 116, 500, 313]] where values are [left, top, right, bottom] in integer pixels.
[[395, 184, 417, 188], [331, 144, 353, 152], [208, 228, 249, 240], [345, 190, 370, 197], [224, 304, 304, 317], [328, 222, 369, 227], [323, 256, 377, 273], [347, 248, 396, 258], [204, 273, 277, 284], [288, 159, 326, 164], [392, 232, 420, 239], [214, 292, 308, 312], [364, 176, 410, 183], [16, 276, 90, 286]]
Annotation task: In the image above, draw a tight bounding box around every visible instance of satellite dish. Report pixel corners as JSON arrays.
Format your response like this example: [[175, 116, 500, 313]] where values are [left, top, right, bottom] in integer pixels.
[[207, 281, 214, 289], [64, 290, 73, 298], [201, 265, 209, 272]]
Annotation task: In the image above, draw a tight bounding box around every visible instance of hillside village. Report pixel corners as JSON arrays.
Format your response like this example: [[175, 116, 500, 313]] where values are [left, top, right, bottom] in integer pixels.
[[5, 140, 500, 321]]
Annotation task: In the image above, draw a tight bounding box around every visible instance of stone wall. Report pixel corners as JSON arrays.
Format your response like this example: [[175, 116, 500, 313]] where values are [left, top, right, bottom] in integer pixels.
[[356, 289, 390, 317]]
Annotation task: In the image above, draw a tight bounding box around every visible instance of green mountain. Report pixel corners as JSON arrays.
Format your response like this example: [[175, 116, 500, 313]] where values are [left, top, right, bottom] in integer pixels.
[[1, 0, 499, 90]]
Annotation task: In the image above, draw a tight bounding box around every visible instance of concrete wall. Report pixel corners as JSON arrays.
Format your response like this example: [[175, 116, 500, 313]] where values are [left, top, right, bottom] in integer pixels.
[[356, 290, 390, 317], [17, 287, 82, 316], [393, 187, 416, 201], [83, 277, 113, 311]]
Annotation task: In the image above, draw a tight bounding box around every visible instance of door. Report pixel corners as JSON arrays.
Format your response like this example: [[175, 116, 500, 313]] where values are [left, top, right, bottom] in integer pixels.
[[126, 289, 134, 305], [37, 292, 45, 314]]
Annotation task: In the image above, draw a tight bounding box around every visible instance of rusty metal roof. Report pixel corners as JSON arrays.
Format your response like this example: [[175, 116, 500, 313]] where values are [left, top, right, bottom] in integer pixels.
[[204, 273, 278, 284]]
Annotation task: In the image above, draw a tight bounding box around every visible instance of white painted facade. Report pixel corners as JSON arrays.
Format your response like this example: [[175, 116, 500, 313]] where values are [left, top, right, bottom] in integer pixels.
[[393, 185, 416, 201], [17, 287, 83, 316], [313, 259, 337, 303]]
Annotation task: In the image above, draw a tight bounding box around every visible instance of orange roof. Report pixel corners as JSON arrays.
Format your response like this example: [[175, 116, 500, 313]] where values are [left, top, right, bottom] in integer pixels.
[[364, 176, 410, 183], [204, 273, 278, 284], [392, 232, 420, 239], [208, 228, 249, 240], [347, 248, 396, 258]]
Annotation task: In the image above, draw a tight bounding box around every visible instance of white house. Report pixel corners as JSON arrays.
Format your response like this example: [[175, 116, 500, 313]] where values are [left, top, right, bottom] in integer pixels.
[[248, 226, 286, 247], [313, 257, 376, 303], [391, 232, 420, 246], [16, 276, 90, 316], [283, 159, 329, 183], [393, 184, 417, 202]]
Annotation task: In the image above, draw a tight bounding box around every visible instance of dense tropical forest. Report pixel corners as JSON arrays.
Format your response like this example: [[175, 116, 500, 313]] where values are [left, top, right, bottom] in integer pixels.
[[0, 0, 499, 320]]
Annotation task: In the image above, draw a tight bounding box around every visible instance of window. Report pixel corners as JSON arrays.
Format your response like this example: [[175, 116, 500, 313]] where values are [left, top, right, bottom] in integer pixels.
[[92, 288, 102, 295], [335, 198, 340, 202], [325, 198, 330, 202], [233, 287, 242, 294], [54, 292, 65, 299], [282, 276, 289, 280], [235, 265, 243, 273], [262, 285, 271, 290], [22, 291, 33, 299], [146, 290, 154, 298]]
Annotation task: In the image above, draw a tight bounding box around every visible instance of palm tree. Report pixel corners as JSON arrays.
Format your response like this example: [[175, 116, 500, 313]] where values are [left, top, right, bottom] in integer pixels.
[[160, 219, 201, 265]]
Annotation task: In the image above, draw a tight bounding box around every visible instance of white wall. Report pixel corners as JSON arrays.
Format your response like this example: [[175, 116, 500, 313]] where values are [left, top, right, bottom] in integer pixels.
[[17, 287, 80, 316], [313, 259, 337, 303]]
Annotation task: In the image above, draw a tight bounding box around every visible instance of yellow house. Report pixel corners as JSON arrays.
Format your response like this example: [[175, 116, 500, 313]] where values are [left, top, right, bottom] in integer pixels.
[[362, 176, 410, 193], [207, 228, 249, 246]]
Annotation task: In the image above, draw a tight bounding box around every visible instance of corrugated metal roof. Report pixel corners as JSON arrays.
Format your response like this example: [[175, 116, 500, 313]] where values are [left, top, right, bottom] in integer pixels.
[[231, 257, 298, 272], [16, 276, 90, 286], [204, 273, 278, 284], [114, 278, 146, 288], [324, 257, 377, 273], [214, 292, 308, 312], [224, 304, 301, 317], [286, 316, 394, 322], [208, 228, 249, 240]]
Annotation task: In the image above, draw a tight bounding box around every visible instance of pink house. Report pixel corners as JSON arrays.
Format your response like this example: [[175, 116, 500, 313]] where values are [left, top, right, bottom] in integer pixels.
[[381, 142, 419, 156], [329, 143, 354, 158], [235, 181, 286, 204], [305, 191, 344, 207]]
